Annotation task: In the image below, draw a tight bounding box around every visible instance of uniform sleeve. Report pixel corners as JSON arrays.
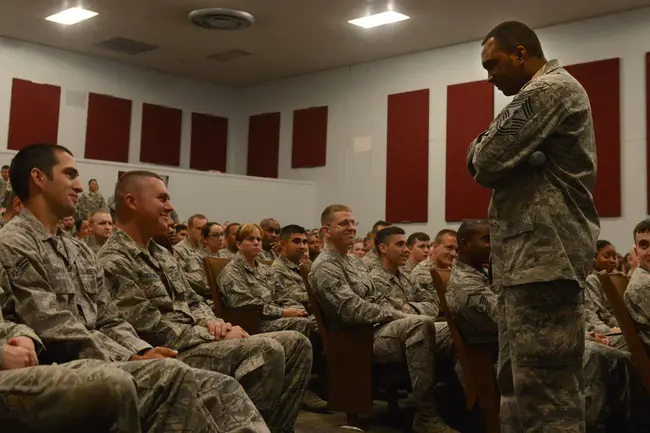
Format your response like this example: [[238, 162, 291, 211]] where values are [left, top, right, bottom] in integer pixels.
[[171, 259, 219, 324], [469, 83, 568, 186], [267, 267, 304, 309], [101, 254, 199, 351], [218, 267, 284, 319], [407, 281, 439, 318], [272, 266, 309, 304], [456, 287, 498, 336], [100, 194, 107, 209], [585, 274, 618, 328], [310, 261, 402, 326], [176, 254, 211, 298]]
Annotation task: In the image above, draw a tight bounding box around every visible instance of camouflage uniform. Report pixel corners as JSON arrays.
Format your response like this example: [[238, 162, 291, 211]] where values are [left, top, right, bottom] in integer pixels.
[[585, 271, 619, 329], [77, 191, 107, 220], [401, 258, 418, 277], [259, 249, 277, 262], [467, 60, 600, 432], [310, 248, 450, 429], [218, 248, 237, 259], [361, 248, 380, 271], [98, 228, 311, 433], [218, 254, 316, 337], [271, 256, 309, 304], [173, 238, 211, 299], [409, 258, 438, 296], [0, 210, 270, 433], [625, 266, 650, 350], [85, 235, 106, 254], [370, 264, 439, 317]]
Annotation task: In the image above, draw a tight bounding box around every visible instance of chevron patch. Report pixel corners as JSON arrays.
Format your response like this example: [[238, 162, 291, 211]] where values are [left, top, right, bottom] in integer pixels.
[[495, 95, 535, 135]]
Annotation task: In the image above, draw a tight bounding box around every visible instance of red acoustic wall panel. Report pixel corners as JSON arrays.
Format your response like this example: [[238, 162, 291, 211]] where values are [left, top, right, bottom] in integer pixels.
[[445, 80, 494, 221], [85, 93, 132, 163], [292, 106, 328, 168], [386, 89, 429, 223], [247, 112, 280, 178], [190, 113, 228, 172], [646, 53, 650, 214], [8, 78, 61, 150], [140, 103, 182, 166], [565, 58, 621, 217]]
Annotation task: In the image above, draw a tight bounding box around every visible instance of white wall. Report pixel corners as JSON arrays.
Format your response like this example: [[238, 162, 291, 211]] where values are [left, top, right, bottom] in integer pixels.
[[239, 7, 650, 253], [0, 36, 250, 173], [0, 150, 317, 228]]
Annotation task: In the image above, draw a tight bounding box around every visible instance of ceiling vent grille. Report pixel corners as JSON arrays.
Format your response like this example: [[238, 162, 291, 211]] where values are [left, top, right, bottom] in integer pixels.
[[207, 49, 252, 62], [95, 37, 159, 55]]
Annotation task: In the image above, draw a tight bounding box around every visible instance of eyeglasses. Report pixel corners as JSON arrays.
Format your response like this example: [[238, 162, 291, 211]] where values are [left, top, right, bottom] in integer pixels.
[[333, 219, 359, 229]]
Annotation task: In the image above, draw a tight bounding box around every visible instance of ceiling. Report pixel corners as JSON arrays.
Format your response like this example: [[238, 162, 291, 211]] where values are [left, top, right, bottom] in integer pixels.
[[0, 0, 649, 87]]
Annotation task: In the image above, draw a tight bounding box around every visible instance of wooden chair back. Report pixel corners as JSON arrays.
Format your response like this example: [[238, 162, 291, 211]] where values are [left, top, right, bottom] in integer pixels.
[[301, 266, 374, 415], [203, 256, 262, 334], [600, 273, 650, 395], [431, 268, 500, 433], [608, 273, 629, 297], [203, 257, 230, 317]]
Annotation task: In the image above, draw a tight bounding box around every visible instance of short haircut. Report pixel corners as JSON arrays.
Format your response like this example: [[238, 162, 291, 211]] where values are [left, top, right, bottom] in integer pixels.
[[596, 240, 612, 252], [175, 224, 187, 233], [88, 178, 97, 185], [236, 223, 263, 242], [114, 170, 163, 217], [89, 208, 111, 222], [201, 222, 220, 238], [375, 226, 406, 255], [10, 143, 73, 203], [407, 232, 430, 247], [633, 219, 650, 243], [434, 229, 458, 244], [321, 204, 351, 226], [260, 218, 279, 229], [482, 21, 544, 58], [280, 224, 306, 241], [75, 218, 87, 232], [188, 214, 207, 227], [225, 222, 241, 234], [372, 220, 391, 234], [457, 220, 489, 246], [1, 165, 8, 170]]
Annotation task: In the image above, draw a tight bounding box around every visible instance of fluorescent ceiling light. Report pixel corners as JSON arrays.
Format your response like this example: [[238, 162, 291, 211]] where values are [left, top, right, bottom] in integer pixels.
[[348, 11, 410, 29], [46, 7, 98, 25]]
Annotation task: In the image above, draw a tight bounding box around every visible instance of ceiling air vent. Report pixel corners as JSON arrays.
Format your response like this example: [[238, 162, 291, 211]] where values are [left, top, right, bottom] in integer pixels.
[[189, 8, 255, 31], [207, 49, 252, 62], [95, 37, 159, 55]]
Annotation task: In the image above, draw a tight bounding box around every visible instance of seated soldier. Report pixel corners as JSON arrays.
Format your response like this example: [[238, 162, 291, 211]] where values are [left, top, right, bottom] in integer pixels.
[[625, 219, 650, 351], [85, 208, 113, 253], [218, 223, 316, 337], [98, 171, 313, 432], [361, 220, 392, 271], [403, 232, 431, 276], [174, 214, 208, 262], [175, 224, 187, 244], [447, 220, 649, 431], [351, 238, 365, 258], [218, 222, 241, 258], [60, 214, 76, 236], [260, 218, 281, 261], [410, 229, 458, 299], [271, 225, 310, 305], [0, 191, 22, 228], [307, 231, 322, 261], [75, 218, 90, 240], [0, 144, 270, 433], [310, 204, 457, 433], [586, 240, 620, 330], [153, 214, 177, 252], [203, 222, 226, 258]]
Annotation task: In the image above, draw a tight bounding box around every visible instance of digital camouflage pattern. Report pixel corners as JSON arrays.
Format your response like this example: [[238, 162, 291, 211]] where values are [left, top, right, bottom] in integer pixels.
[[370, 264, 439, 317], [77, 191, 107, 220], [271, 256, 309, 304], [361, 248, 380, 272], [98, 227, 311, 432]]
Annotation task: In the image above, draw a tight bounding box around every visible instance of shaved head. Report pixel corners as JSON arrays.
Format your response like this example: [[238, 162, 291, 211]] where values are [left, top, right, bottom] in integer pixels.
[[114, 170, 163, 218]]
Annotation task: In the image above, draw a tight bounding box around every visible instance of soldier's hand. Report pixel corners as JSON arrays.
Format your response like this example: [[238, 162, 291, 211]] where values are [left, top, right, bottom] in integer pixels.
[[133, 347, 178, 360], [1, 344, 36, 370], [223, 326, 250, 340], [206, 320, 230, 340], [282, 308, 309, 318], [8, 337, 38, 366]]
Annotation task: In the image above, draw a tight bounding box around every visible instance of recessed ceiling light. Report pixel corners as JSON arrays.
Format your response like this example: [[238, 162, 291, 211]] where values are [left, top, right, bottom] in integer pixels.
[[45, 7, 98, 25], [348, 11, 410, 29]]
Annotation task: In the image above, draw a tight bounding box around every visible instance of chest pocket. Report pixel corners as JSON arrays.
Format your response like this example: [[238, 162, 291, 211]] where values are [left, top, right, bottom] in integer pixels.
[[342, 262, 372, 298], [136, 268, 170, 299]]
